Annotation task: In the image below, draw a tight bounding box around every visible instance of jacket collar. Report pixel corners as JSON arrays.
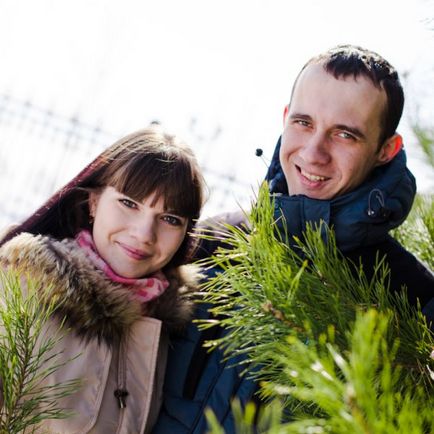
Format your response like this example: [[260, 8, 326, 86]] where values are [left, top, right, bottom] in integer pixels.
[[265, 136, 416, 252]]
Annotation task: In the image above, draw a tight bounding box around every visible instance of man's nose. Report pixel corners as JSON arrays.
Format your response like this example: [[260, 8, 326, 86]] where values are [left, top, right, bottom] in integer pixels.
[[299, 132, 331, 165]]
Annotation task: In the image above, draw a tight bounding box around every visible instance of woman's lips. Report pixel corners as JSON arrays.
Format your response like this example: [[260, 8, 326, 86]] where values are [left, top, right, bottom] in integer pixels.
[[117, 242, 151, 260]]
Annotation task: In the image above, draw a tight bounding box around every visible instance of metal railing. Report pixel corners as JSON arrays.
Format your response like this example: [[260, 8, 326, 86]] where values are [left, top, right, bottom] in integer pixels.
[[0, 93, 251, 229]]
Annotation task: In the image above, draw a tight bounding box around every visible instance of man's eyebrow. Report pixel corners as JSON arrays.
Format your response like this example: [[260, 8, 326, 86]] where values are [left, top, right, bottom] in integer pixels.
[[335, 124, 366, 140], [289, 113, 312, 121], [289, 114, 367, 140]]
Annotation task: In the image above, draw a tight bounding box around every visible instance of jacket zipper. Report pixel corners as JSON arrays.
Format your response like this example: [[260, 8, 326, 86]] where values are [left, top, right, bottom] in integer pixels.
[[115, 336, 129, 433]]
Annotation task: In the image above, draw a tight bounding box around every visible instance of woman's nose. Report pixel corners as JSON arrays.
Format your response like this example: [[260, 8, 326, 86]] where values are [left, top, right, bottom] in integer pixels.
[[299, 132, 331, 165], [132, 217, 157, 244]]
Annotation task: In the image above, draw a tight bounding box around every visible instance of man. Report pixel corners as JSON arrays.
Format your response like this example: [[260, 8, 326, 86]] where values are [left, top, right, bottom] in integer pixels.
[[153, 45, 434, 434]]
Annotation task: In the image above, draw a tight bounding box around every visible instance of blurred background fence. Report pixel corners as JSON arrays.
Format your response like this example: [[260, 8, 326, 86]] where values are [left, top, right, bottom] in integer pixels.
[[0, 93, 252, 229], [1, 1, 434, 232]]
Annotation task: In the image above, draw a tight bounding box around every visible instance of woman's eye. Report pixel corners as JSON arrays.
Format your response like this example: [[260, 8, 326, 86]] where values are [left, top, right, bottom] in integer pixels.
[[119, 198, 138, 209], [162, 215, 183, 226]]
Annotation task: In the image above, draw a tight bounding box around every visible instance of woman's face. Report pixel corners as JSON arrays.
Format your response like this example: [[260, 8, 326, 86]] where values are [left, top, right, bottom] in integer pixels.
[[89, 186, 188, 278]]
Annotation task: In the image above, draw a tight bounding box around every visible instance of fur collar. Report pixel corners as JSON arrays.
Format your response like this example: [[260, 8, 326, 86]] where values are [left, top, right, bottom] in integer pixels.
[[0, 232, 201, 345]]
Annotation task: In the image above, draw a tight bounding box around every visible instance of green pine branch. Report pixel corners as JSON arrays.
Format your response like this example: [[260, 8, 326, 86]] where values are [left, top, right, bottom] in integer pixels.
[[211, 309, 433, 434], [411, 124, 434, 168], [0, 269, 79, 434], [198, 183, 434, 433], [392, 194, 434, 269]]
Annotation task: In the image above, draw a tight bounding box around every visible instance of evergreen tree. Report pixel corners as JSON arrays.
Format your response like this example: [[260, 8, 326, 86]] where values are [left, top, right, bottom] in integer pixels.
[[0, 270, 79, 434], [200, 184, 434, 434]]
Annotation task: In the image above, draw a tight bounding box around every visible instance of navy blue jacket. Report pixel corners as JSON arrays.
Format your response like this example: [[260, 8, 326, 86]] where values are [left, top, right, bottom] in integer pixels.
[[153, 136, 434, 434], [265, 137, 434, 318], [152, 300, 258, 434]]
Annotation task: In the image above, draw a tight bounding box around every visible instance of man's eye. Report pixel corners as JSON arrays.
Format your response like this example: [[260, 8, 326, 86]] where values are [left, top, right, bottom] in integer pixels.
[[119, 198, 138, 209], [294, 119, 310, 127], [338, 131, 356, 140]]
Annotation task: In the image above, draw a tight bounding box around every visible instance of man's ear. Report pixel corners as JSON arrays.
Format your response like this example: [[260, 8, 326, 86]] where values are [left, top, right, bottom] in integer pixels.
[[376, 134, 403, 165], [283, 105, 289, 127]]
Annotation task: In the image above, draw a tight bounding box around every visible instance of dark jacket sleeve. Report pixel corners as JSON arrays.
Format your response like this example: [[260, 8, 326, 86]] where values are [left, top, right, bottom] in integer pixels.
[[193, 210, 250, 260], [152, 294, 258, 434], [345, 235, 434, 324]]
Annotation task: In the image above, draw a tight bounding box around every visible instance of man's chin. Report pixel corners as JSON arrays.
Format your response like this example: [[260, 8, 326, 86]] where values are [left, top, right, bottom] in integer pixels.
[[288, 186, 335, 201]]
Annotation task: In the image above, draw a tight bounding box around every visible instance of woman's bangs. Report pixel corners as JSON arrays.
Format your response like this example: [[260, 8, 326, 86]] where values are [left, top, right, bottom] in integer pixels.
[[153, 161, 202, 219], [110, 156, 201, 219]]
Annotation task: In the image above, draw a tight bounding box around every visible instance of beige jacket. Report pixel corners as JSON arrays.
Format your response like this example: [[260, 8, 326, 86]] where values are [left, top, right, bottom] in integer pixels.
[[0, 233, 200, 434]]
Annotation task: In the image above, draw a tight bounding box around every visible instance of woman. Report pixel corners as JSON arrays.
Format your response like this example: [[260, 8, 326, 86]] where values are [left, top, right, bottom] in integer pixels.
[[0, 125, 205, 433]]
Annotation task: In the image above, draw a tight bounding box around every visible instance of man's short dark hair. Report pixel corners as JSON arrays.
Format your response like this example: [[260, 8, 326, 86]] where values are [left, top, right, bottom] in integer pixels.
[[293, 45, 404, 146]]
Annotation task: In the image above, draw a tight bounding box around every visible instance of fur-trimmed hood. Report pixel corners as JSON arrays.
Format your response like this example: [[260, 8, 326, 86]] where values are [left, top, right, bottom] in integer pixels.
[[0, 232, 201, 345]]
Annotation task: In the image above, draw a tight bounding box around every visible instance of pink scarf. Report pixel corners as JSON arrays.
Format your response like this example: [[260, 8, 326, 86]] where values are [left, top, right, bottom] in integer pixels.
[[75, 230, 169, 304]]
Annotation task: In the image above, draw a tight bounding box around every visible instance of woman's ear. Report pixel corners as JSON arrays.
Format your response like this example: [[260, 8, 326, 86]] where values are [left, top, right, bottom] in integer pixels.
[[88, 191, 100, 218], [376, 134, 403, 165]]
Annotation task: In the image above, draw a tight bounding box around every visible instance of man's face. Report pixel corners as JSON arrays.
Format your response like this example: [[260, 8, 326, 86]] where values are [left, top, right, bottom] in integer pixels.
[[280, 63, 393, 200]]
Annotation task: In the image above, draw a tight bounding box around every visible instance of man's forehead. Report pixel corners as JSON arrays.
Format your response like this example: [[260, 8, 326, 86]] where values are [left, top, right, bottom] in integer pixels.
[[295, 63, 360, 90], [291, 63, 386, 106], [289, 63, 387, 139]]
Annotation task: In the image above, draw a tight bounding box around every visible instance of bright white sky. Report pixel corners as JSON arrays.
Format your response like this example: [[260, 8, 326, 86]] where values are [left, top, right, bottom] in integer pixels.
[[0, 0, 433, 215]]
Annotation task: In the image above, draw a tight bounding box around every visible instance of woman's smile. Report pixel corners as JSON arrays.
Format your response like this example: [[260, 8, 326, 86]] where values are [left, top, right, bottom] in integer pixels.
[[116, 241, 152, 261]]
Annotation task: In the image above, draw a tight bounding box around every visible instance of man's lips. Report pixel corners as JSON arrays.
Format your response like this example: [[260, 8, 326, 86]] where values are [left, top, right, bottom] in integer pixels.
[[297, 166, 329, 182], [117, 242, 151, 260]]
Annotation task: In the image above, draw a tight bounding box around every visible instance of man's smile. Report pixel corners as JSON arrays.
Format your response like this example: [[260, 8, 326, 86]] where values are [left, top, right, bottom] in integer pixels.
[[299, 167, 328, 182]]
